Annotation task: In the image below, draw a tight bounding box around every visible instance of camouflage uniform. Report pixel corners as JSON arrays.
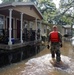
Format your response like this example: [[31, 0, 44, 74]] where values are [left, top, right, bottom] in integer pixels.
[[48, 32, 62, 62]]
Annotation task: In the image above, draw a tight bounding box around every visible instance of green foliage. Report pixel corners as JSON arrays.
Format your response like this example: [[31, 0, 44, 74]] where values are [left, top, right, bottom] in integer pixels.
[[38, 0, 57, 23], [59, 0, 74, 25]]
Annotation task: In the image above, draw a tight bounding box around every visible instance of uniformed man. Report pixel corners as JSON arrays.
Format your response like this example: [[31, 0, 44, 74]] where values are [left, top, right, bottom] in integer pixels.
[[47, 25, 62, 63]]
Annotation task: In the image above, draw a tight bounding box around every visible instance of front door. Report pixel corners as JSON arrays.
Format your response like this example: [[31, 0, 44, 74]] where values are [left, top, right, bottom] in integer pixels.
[[17, 20, 20, 39]]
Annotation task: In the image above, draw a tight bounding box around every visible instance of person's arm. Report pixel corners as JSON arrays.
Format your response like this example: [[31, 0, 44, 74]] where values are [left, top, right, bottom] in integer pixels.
[[58, 32, 62, 47]]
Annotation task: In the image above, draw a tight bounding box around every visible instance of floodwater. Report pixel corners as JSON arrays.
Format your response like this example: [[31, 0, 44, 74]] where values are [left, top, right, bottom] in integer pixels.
[[0, 41, 74, 75]]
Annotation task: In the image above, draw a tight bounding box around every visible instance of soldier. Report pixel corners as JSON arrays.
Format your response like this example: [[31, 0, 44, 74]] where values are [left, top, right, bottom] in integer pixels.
[[47, 25, 62, 63]]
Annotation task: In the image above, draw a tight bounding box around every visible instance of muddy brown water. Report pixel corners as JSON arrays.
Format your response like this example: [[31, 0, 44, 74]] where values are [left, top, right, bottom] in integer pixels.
[[0, 41, 74, 75]]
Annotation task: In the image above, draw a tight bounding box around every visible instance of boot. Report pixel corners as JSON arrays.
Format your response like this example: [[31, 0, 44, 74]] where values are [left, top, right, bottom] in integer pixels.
[[56, 57, 61, 63]]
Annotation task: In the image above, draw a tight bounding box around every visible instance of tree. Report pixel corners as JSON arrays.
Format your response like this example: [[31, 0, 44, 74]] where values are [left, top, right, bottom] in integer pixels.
[[37, 0, 57, 23], [56, 0, 74, 25]]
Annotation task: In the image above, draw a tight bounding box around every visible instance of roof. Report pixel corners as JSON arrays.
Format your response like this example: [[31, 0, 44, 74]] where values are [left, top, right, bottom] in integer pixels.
[[0, 2, 43, 19], [62, 25, 71, 28]]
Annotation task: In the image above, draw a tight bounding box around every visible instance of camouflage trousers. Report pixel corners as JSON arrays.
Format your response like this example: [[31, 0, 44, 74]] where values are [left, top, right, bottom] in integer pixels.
[[50, 42, 61, 62]]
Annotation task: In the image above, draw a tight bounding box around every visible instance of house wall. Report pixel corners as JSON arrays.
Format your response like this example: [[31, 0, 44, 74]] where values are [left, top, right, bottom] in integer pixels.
[[13, 6, 41, 20], [41, 24, 47, 37], [57, 25, 63, 35], [29, 21, 36, 30]]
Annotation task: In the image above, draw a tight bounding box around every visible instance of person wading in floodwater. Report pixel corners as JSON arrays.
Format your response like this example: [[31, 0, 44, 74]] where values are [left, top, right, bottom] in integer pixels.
[[47, 25, 62, 63]]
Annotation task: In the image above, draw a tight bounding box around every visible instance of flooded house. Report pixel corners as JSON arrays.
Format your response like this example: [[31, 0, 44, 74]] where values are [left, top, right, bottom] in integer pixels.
[[62, 25, 71, 36], [62, 25, 72, 41], [0, 2, 43, 67]]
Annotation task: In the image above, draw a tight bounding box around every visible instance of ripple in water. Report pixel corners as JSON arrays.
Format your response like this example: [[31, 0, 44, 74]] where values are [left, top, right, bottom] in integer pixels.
[[21, 54, 74, 75]]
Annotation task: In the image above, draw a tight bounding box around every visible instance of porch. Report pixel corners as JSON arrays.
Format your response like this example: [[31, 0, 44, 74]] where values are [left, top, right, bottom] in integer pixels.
[[0, 2, 43, 49], [0, 40, 41, 50]]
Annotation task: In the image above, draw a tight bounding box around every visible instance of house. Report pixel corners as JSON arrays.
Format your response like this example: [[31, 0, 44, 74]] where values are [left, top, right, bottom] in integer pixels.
[[62, 25, 72, 41], [62, 25, 72, 36], [0, 2, 43, 67], [0, 2, 43, 49]]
